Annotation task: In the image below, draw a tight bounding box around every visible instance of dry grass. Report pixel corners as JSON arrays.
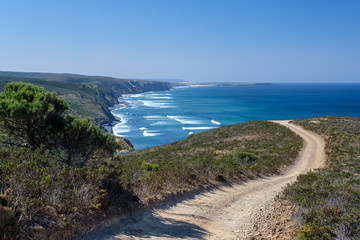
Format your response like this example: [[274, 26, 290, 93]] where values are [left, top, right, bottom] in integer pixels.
[[110, 120, 302, 201]]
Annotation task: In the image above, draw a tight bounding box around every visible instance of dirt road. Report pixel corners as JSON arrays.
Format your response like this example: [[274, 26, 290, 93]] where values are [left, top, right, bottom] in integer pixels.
[[78, 120, 325, 240]]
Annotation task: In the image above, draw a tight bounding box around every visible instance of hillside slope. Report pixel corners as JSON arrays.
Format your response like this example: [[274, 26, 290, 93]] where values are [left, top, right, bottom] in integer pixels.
[[4, 120, 300, 239], [284, 116, 360, 239], [78, 121, 323, 240], [112, 120, 302, 201], [0, 71, 172, 95], [0, 72, 171, 126]]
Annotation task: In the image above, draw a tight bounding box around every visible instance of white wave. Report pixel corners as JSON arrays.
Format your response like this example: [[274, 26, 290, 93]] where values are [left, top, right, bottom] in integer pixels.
[[166, 115, 203, 124], [150, 121, 170, 126], [143, 130, 162, 137], [113, 124, 131, 135], [112, 114, 131, 136], [182, 126, 216, 130], [211, 119, 221, 125], [141, 100, 173, 108], [139, 127, 147, 130], [128, 94, 143, 98], [188, 132, 195, 135], [150, 96, 172, 99], [144, 115, 166, 120], [151, 93, 171, 96], [114, 127, 130, 133], [111, 113, 127, 123]]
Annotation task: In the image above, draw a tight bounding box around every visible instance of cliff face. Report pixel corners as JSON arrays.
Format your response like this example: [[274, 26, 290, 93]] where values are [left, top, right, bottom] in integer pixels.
[[84, 79, 172, 125]]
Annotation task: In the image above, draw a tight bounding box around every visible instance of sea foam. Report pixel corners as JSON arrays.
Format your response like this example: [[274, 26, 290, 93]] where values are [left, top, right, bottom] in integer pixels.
[[143, 130, 162, 137], [211, 119, 221, 125], [144, 115, 167, 120], [167, 115, 203, 124], [141, 100, 173, 108], [149, 96, 172, 99], [151, 93, 171, 96], [150, 121, 170, 126], [182, 126, 216, 130], [112, 113, 131, 135]]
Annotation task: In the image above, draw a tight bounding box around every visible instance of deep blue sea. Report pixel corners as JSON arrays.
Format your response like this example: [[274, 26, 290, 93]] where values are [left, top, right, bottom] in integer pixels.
[[112, 83, 360, 150]]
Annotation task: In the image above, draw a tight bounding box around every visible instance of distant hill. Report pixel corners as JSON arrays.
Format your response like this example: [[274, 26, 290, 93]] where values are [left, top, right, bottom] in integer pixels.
[[0, 71, 171, 127], [173, 81, 272, 87], [134, 78, 185, 83]]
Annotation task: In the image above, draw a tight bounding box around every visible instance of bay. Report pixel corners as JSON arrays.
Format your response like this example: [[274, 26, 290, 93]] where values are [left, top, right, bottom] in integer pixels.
[[112, 83, 360, 149]]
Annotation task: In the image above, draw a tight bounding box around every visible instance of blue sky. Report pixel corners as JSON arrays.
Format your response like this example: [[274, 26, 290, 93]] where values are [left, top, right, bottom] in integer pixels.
[[1, 0, 359, 82]]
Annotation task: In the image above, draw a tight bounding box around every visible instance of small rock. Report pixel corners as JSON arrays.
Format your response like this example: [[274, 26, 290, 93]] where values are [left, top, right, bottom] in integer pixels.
[[57, 219, 67, 228], [44, 205, 58, 218], [31, 223, 44, 231]]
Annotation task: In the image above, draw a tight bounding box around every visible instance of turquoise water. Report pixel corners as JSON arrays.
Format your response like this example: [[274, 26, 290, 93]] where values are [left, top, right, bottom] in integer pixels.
[[112, 83, 360, 149]]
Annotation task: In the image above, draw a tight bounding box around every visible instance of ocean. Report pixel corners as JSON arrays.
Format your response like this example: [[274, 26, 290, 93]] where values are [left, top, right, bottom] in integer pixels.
[[112, 83, 360, 150]]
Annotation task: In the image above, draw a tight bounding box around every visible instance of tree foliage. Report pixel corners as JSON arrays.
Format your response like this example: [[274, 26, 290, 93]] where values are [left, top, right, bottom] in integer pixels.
[[0, 82, 121, 167], [0, 82, 68, 148], [0, 82, 128, 239], [62, 114, 119, 167]]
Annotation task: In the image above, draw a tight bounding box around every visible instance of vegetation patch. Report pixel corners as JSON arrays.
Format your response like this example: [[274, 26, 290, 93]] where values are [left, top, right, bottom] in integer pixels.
[[113, 121, 302, 200], [0, 72, 171, 126], [0, 81, 304, 239], [0, 82, 129, 239], [283, 116, 360, 239]]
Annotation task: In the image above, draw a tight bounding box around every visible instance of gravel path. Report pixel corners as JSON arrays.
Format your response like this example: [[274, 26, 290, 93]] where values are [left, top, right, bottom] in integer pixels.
[[77, 120, 325, 240]]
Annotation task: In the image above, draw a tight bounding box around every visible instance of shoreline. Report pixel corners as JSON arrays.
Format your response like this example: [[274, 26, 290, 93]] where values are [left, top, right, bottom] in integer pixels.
[[108, 82, 271, 127], [106, 89, 172, 136], [107, 84, 271, 148]]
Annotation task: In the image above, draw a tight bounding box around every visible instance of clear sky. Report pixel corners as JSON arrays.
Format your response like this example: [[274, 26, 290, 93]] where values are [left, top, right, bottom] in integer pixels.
[[1, 0, 359, 82]]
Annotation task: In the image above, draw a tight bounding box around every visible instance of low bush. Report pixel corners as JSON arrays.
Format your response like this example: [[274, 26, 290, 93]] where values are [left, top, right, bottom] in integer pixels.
[[284, 116, 360, 239], [0, 82, 134, 239], [113, 121, 302, 199], [0, 147, 106, 239], [0, 205, 19, 240]]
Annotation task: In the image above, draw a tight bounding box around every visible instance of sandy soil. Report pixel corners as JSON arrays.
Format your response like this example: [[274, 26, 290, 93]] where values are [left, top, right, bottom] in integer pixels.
[[77, 120, 325, 240]]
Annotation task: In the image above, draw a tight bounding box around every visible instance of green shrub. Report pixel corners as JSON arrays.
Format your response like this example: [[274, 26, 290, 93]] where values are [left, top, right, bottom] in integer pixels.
[[0, 147, 106, 234], [113, 121, 302, 199], [284, 116, 360, 239], [0, 82, 68, 149], [297, 223, 336, 240], [233, 151, 257, 163], [141, 162, 159, 172], [0, 82, 133, 238], [61, 114, 121, 167], [0, 82, 122, 168]]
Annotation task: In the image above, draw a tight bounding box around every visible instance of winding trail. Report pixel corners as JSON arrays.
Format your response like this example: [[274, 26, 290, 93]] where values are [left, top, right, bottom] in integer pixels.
[[79, 121, 325, 240]]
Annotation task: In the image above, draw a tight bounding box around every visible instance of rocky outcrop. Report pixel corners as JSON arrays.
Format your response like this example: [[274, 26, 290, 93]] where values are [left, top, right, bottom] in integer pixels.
[[115, 136, 134, 150]]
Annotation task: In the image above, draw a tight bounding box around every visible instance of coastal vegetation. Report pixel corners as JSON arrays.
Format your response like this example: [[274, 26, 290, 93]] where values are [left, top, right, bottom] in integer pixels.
[[0, 71, 171, 126], [0, 82, 127, 239], [0, 81, 303, 239], [113, 120, 302, 200], [284, 116, 360, 239], [4, 81, 356, 240]]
